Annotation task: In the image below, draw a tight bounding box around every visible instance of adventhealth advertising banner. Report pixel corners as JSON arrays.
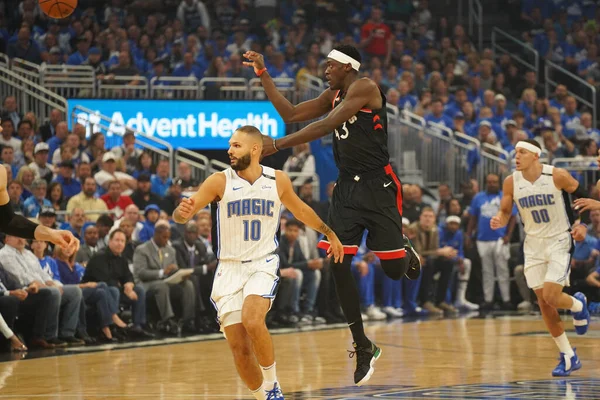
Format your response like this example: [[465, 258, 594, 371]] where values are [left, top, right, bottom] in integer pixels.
[[66, 99, 285, 149]]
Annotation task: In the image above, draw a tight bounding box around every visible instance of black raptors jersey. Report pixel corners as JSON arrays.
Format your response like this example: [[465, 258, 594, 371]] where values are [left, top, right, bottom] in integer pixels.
[[331, 86, 390, 176]]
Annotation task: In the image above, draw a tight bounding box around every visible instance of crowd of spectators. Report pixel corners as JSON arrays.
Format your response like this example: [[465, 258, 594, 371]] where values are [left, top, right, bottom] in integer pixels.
[[0, 0, 599, 351]]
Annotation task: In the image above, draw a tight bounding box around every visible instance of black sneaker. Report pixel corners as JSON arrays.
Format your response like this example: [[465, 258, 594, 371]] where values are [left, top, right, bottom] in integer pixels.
[[348, 341, 382, 386], [404, 235, 421, 280], [46, 338, 68, 348]]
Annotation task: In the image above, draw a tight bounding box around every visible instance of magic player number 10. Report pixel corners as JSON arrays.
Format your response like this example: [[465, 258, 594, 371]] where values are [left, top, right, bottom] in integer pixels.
[[243, 220, 262, 241]]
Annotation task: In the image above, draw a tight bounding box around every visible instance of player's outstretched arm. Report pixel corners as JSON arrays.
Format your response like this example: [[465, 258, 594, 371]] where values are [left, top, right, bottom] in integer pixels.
[[0, 167, 79, 253], [243, 51, 333, 123], [265, 79, 378, 158], [490, 176, 514, 230], [173, 172, 225, 224], [554, 167, 590, 241], [275, 171, 343, 262]]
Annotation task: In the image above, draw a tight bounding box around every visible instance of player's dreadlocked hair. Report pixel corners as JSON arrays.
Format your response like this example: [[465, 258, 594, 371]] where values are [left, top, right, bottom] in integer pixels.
[[333, 45, 362, 65]]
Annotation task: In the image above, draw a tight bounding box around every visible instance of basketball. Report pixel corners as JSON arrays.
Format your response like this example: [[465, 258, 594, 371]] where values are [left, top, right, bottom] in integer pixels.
[[39, 0, 77, 19]]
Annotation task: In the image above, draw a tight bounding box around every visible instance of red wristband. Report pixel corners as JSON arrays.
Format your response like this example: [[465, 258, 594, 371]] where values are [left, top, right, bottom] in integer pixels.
[[256, 67, 267, 77]]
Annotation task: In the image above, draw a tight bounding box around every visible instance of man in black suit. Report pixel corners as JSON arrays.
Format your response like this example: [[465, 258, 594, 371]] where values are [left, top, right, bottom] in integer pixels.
[[39, 109, 63, 142], [172, 221, 218, 331]]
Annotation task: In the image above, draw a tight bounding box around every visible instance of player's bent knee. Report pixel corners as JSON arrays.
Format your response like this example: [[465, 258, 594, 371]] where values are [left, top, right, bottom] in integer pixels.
[[242, 314, 266, 337], [543, 291, 561, 308], [380, 258, 409, 280]]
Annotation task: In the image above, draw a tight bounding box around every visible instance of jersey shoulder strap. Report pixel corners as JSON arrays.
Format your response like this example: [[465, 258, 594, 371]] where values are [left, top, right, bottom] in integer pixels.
[[542, 164, 554, 176], [261, 166, 277, 181], [512, 170, 523, 184]]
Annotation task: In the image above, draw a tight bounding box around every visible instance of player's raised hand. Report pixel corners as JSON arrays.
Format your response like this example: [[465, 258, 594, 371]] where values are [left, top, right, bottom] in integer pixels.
[[37, 227, 80, 255], [242, 51, 266, 74], [490, 216, 504, 230], [574, 198, 600, 212], [326, 234, 344, 263], [571, 223, 587, 242], [177, 197, 196, 220]]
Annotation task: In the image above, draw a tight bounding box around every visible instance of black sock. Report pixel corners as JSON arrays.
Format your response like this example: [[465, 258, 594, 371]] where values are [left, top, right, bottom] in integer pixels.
[[331, 257, 370, 347]]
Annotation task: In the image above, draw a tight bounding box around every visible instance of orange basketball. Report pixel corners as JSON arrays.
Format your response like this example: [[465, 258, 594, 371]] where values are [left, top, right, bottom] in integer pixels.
[[39, 0, 77, 19]]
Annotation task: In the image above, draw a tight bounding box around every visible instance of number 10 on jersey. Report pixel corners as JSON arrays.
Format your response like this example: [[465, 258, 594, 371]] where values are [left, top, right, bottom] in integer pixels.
[[243, 220, 262, 241]]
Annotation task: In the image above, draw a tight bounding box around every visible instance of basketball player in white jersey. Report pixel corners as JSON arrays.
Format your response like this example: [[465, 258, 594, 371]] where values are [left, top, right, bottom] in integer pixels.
[[491, 140, 591, 377], [173, 125, 343, 399]]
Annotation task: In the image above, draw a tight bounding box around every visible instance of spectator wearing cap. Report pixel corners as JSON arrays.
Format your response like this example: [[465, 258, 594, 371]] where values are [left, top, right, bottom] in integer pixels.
[[46, 121, 69, 161], [44, 46, 63, 67], [66, 35, 90, 66], [492, 94, 513, 127], [160, 178, 183, 216], [101, 181, 134, 220], [130, 173, 163, 210], [111, 131, 142, 175], [23, 178, 52, 218], [94, 152, 137, 197], [66, 177, 108, 222], [53, 161, 82, 201], [501, 120, 530, 153], [138, 204, 161, 243], [39, 206, 58, 229], [52, 133, 90, 166], [150, 159, 172, 197], [452, 112, 469, 137], [81, 47, 107, 78], [76, 224, 100, 266]]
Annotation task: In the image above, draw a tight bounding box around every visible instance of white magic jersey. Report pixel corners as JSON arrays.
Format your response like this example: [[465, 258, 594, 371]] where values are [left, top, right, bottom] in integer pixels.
[[513, 164, 573, 238], [216, 166, 282, 262]]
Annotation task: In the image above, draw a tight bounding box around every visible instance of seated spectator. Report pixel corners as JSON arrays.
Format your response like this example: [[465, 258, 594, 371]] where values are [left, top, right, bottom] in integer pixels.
[[46, 182, 67, 221], [402, 184, 430, 223], [101, 181, 134, 219], [61, 207, 87, 241], [53, 161, 82, 201], [277, 219, 321, 324], [150, 159, 172, 197], [160, 179, 183, 215], [0, 119, 20, 155], [82, 229, 153, 339], [569, 234, 598, 296], [15, 166, 34, 202], [132, 152, 154, 179], [96, 215, 115, 250], [39, 109, 63, 143], [282, 144, 315, 187], [29, 142, 53, 183], [7, 180, 23, 214], [0, 235, 84, 347], [94, 152, 137, 197], [66, 177, 108, 222], [1, 146, 19, 178], [53, 245, 125, 343], [47, 122, 69, 161], [130, 173, 164, 210], [111, 204, 143, 241], [138, 204, 161, 243], [111, 131, 142, 175], [133, 224, 196, 334], [118, 218, 139, 264], [583, 263, 600, 307], [84, 133, 107, 172], [52, 133, 90, 166], [176, 162, 199, 191], [76, 224, 100, 266], [0, 263, 55, 350], [23, 178, 51, 217], [578, 112, 600, 142]]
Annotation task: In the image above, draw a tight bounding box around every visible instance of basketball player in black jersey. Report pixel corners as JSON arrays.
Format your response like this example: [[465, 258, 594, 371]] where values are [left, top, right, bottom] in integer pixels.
[[0, 163, 79, 252], [244, 45, 421, 386]]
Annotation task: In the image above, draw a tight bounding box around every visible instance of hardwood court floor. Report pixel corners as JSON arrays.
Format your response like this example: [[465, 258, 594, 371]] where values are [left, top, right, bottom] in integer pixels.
[[0, 314, 598, 399]]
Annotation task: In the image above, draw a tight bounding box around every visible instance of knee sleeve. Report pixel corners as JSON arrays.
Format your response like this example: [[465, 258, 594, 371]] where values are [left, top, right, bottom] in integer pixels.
[[380, 257, 409, 280]]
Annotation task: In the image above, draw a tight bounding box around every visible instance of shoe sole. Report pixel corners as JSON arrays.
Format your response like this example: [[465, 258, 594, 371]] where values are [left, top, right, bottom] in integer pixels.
[[404, 246, 421, 280], [356, 347, 382, 387]]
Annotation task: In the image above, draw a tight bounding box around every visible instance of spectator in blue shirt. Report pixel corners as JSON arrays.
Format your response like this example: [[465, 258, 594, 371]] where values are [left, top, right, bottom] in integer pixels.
[[467, 173, 516, 309], [579, 112, 600, 142], [172, 52, 204, 80], [138, 204, 161, 243], [47, 121, 69, 162], [150, 159, 172, 197], [66, 36, 90, 66], [425, 99, 454, 133], [444, 87, 468, 118], [492, 94, 513, 127], [398, 80, 418, 111], [53, 161, 82, 201], [562, 96, 582, 139], [23, 178, 52, 217]]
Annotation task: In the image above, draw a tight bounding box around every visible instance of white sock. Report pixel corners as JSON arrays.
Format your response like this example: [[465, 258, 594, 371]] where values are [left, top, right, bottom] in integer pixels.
[[553, 333, 575, 357], [251, 384, 266, 400], [570, 297, 583, 313], [261, 362, 277, 384]]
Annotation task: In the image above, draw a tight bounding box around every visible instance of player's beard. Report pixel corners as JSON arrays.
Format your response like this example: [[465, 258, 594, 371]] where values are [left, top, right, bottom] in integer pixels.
[[231, 152, 252, 171]]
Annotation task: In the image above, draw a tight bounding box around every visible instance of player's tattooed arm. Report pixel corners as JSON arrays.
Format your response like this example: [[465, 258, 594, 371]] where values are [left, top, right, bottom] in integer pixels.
[[317, 222, 335, 238]]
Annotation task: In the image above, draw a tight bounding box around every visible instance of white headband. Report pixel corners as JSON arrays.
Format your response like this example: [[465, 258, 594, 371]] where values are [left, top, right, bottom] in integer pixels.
[[515, 141, 541, 156], [327, 49, 361, 71]]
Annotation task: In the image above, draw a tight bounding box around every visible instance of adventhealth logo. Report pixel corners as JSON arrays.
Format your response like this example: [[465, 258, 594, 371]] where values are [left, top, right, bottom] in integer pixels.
[[77, 111, 279, 138]]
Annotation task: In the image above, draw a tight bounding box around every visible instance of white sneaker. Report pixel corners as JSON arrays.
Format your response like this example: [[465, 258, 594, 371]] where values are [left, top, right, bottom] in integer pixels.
[[455, 300, 480, 311], [361, 312, 369, 321], [263, 381, 284, 399], [395, 308, 405, 317], [365, 305, 387, 321], [517, 300, 532, 312], [382, 306, 404, 318]]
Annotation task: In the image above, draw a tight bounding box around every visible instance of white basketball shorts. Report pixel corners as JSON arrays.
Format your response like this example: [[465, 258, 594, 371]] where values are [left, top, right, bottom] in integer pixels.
[[210, 254, 280, 332], [523, 231, 572, 289]]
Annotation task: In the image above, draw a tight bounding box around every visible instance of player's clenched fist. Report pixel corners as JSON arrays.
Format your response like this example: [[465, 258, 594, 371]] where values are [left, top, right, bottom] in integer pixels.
[[177, 197, 196, 220], [490, 216, 505, 230]]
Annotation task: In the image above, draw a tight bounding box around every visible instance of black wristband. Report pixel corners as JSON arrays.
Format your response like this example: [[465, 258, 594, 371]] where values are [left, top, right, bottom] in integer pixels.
[[0, 202, 38, 239]]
